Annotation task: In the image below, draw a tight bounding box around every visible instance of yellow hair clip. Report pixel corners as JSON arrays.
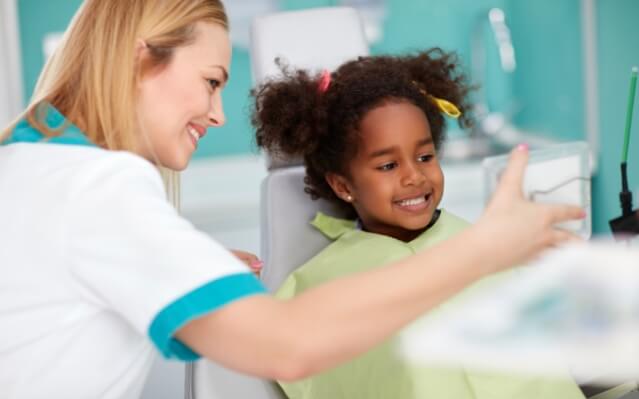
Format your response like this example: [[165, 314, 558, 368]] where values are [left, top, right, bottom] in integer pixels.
[[428, 95, 461, 118], [411, 80, 462, 118]]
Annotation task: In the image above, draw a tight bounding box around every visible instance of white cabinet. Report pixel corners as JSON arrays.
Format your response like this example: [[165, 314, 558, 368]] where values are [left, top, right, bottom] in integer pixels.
[[440, 162, 485, 223]]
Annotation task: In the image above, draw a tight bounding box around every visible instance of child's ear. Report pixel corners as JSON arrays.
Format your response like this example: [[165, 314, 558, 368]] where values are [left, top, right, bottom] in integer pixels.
[[326, 173, 354, 203]]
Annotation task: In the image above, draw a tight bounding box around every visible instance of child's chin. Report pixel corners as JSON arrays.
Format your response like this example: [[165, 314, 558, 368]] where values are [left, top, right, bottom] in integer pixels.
[[400, 216, 433, 231]]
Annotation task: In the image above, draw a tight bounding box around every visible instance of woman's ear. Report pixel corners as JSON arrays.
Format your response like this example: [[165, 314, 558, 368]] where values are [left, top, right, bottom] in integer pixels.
[[135, 39, 150, 81], [326, 173, 354, 203], [135, 39, 148, 61]]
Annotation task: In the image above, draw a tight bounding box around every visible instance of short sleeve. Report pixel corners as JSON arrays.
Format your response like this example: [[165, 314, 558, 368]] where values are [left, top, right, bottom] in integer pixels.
[[65, 153, 266, 360]]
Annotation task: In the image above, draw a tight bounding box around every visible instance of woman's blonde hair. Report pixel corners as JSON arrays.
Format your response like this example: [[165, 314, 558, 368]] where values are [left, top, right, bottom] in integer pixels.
[[1, 0, 227, 152], [1, 0, 228, 208]]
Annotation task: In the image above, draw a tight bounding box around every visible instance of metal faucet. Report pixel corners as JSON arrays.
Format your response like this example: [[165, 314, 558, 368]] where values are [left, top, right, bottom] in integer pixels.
[[441, 8, 519, 162], [470, 7, 516, 134], [441, 7, 560, 162]]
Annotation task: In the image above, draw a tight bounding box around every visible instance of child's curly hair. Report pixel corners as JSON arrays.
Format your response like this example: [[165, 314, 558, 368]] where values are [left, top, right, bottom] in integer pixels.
[[252, 48, 473, 215]]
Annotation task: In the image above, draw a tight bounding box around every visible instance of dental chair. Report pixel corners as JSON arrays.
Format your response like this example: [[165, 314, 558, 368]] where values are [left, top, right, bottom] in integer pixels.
[[185, 7, 368, 399]]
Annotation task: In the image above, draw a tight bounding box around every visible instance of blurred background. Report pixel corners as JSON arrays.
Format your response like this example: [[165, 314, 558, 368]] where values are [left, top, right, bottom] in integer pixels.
[[1, 0, 638, 397]]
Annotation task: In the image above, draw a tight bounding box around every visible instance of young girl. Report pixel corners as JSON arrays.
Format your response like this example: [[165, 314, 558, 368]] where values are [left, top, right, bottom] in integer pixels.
[[253, 49, 585, 399]]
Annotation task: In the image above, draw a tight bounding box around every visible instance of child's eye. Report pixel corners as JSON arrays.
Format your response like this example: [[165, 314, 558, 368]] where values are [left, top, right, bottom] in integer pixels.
[[418, 154, 434, 163], [207, 79, 221, 90], [377, 162, 397, 171]]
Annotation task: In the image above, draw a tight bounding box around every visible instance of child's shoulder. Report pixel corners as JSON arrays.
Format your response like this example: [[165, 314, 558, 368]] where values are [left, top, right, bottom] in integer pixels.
[[310, 211, 357, 240], [309, 209, 472, 243], [275, 214, 411, 296], [408, 210, 471, 251], [437, 209, 472, 230]]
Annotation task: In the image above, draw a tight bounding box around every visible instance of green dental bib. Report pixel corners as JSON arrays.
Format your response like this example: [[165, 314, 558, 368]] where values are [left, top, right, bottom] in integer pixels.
[[275, 210, 584, 399]]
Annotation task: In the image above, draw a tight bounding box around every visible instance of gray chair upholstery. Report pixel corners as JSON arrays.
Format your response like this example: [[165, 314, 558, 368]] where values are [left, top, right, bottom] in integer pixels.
[[260, 166, 345, 291], [186, 6, 368, 399], [185, 361, 286, 399]]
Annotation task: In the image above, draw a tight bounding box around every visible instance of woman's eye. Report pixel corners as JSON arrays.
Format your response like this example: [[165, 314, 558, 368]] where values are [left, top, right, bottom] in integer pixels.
[[377, 162, 397, 171], [207, 79, 221, 90], [418, 154, 434, 162]]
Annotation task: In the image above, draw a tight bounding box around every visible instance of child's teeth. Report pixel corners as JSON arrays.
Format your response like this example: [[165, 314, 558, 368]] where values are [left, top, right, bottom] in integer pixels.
[[399, 197, 425, 206]]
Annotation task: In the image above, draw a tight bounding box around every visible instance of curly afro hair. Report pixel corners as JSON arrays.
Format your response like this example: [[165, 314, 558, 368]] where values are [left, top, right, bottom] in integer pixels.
[[252, 48, 473, 216]]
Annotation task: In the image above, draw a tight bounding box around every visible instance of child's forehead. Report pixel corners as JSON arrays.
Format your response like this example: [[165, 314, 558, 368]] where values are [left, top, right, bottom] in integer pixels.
[[354, 105, 433, 153], [358, 101, 431, 135]]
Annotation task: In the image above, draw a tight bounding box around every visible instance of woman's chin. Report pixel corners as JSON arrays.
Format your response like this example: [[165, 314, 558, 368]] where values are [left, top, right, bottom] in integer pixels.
[[156, 153, 191, 171]]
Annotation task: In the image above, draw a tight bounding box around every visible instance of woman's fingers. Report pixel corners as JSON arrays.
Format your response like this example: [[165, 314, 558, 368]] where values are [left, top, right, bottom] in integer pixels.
[[549, 227, 582, 247], [230, 249, 264, 276], [544, 203, 586, 225], [493, 144, 529, 199], [475, 144, 589, 272]]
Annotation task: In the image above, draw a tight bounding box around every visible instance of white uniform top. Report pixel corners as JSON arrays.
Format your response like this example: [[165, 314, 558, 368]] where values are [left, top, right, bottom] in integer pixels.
[[0, 105, 266, 398]]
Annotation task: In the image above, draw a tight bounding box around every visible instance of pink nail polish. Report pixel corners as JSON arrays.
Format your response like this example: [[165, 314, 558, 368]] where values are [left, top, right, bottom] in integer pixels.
[[516, 143, 529, 151], [250, 260, 264, 269]]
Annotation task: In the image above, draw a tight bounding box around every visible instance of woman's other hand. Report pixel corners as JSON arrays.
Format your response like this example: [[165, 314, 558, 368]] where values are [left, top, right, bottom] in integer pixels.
[[230, 249, 263, 277], [475, 144, 586, 272]]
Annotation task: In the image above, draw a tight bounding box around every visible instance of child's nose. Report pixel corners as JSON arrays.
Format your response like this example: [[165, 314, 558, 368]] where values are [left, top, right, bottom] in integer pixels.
[[401, 163, 427, 186]]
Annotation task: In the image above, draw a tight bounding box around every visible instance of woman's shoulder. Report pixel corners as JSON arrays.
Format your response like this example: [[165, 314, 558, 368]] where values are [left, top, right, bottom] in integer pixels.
[[79, 147, 159, 180], [4, 143, 164, 198], [4, 141, 154, 170], [69, 147, 165, 198], [64, 145, 157, 174]]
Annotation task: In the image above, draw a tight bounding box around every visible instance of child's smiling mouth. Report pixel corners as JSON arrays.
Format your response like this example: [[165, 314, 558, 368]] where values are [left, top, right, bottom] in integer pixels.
[[394, 192, 433, 212]]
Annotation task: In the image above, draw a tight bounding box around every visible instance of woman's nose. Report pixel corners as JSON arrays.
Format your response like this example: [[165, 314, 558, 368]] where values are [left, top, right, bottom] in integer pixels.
[[207, 93, 226, 127]]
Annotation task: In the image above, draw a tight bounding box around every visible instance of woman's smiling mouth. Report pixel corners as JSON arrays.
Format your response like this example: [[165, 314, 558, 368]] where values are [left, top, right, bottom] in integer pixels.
[[187, 123, 206, 148]]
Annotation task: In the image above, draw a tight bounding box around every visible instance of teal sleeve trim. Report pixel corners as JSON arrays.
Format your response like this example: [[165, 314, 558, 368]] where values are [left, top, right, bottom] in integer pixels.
[[149, 273, 267, 361]]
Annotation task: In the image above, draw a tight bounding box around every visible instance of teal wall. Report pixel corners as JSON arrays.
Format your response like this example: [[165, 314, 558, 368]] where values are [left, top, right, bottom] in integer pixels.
[[591, 0, 639, 234], [17, 0, 83, 99], [506, 0, 584, 141], [373, 0, 511, 117]]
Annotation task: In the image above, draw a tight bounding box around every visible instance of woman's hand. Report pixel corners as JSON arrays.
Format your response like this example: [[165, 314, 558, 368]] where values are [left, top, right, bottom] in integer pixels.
[[473, 144, 586, 273], [230, 249, 264, 277]]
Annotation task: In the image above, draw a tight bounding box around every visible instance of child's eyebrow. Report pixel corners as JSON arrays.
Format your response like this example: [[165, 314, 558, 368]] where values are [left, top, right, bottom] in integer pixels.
[[368, 137, 433, 159], [416, 137, 434, 147], [369, 147, 396, 158]]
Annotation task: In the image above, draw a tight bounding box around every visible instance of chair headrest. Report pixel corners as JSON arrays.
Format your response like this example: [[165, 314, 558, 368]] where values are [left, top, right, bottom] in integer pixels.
[[250, 7, 370, 84], [260, 166, 347, 291], [250, 7, 370, 170]]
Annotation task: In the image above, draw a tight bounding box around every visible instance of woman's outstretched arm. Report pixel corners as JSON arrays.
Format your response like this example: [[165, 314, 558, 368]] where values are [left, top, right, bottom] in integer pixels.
[[176, 145, 585, 381]]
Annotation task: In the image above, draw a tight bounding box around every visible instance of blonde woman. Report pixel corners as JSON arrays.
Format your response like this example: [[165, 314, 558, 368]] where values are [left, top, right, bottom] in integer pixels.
[[0, 0, 584, 397]]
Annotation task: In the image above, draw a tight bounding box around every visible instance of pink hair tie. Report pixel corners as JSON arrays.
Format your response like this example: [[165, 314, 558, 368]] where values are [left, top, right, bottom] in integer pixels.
[[318, 69, 331, 93]]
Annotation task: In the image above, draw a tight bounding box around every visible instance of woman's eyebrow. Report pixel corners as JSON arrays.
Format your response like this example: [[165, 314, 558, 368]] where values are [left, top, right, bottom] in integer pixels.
[[209, 65, 229, 82]]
